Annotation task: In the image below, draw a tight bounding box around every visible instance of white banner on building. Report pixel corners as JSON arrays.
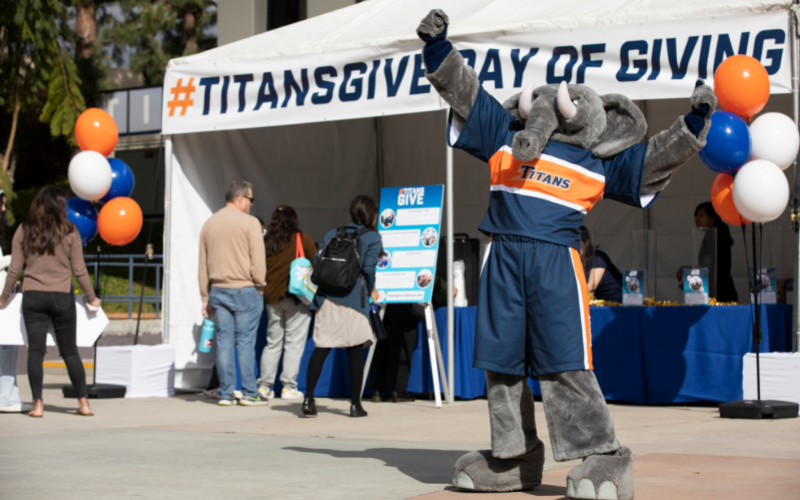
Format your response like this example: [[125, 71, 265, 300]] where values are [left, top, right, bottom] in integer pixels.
[[162, 11, 790, 135]]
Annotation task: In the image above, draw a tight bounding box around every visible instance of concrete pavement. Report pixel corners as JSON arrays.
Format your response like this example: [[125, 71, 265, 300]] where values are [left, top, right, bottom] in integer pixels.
[[1, 375, 798, 499]]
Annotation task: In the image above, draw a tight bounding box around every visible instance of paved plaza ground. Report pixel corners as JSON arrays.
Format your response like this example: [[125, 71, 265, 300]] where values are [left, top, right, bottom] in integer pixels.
[[1, 375, 798, 499]]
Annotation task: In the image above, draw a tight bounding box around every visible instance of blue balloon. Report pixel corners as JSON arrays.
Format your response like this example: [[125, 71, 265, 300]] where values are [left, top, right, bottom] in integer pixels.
[[100, 158, 135, 202], [699, 111, 751, 173], [66, 197, 98, 246]]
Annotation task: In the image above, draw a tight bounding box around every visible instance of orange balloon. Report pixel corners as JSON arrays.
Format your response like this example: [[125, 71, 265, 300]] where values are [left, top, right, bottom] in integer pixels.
[[98, 197, 143, 246], [714, 55, 770, 120], [75, 108, 119, 156], [710, 173, 751, 226]]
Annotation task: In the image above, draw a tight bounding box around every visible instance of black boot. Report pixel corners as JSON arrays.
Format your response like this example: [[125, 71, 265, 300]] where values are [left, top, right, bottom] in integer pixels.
[[302, 398, 317, 417], [350, 402, 368, 417], [389, 391, 415, 402]]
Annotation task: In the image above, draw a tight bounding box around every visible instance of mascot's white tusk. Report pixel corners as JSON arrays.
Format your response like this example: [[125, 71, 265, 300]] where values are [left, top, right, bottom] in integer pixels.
[[557, 81, 577, 119], [518, 81, 536, 120]]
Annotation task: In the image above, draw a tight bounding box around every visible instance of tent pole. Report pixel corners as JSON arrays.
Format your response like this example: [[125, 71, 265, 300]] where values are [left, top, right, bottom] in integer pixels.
[[792, 6, 800, 353], [162, 135, 173, 345], [445, 109, 455, 404]]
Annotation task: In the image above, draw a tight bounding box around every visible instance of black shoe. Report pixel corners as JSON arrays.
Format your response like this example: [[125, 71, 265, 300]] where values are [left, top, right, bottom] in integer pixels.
[[389, 391, 415, 403], [302, 398, 317, 417], [350, 403, 368, 417]]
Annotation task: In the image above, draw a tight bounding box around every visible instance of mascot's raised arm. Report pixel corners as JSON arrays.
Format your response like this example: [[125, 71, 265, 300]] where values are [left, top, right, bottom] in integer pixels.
[[417, 9, 716, 500]]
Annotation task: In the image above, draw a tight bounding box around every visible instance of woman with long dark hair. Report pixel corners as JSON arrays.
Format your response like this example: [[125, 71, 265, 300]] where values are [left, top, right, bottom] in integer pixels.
[[302, 195, 382, 418], [0, 190, 33, 413], [256, 205, 317, 400], [0, 186, 101, 417], [694, 201, 738, 303]]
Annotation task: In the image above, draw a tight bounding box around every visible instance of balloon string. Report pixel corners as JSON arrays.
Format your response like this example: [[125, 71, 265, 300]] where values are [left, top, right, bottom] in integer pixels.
[[740, 223, 756, 333]]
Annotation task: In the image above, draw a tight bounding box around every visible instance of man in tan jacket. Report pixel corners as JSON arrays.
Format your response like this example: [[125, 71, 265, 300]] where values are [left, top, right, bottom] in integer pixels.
[[199, 180, 267, 406]]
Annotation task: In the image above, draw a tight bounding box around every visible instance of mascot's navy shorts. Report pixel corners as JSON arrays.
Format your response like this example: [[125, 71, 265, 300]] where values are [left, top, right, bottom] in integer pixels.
[[474, 234, 593, 378]]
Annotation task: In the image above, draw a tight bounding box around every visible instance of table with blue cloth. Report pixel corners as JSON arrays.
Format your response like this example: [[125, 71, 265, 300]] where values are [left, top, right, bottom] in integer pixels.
[[238, 304, 792, 404]]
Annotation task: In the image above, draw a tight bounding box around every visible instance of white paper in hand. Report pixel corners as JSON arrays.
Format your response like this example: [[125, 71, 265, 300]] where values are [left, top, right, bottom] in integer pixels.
[[0, 293, 109, 346]]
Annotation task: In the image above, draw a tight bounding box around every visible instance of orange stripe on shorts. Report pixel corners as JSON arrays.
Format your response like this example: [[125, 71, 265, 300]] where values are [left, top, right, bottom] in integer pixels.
[[570, 247, 593, 370]]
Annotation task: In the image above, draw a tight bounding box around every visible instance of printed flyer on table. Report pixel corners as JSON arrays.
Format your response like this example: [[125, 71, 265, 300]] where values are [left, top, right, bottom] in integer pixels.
[[375, 185, 443, 304]]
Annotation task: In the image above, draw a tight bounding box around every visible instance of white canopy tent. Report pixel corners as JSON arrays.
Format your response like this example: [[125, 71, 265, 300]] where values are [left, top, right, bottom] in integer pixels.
[[161, 0, 800, 392]]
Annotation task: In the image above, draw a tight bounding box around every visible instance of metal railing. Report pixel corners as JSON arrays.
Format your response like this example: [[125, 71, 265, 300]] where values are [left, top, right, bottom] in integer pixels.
[[84, 254, 163, 319]]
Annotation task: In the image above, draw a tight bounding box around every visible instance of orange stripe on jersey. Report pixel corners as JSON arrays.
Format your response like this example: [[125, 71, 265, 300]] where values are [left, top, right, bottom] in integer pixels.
[[569, 248, 593, 370], [488, 149, 605, 212]]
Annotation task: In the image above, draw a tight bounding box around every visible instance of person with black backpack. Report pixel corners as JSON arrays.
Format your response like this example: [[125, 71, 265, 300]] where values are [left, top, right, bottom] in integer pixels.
[[302, 195, 382, 418]]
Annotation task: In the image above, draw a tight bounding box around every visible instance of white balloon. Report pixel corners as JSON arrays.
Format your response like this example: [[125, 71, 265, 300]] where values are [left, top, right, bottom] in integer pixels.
[[68, 151, 112, 201], [749, 112, 800, 170], [732, 160, 789, 223]]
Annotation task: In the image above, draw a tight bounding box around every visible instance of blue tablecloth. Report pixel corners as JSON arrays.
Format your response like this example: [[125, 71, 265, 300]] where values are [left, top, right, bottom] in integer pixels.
[[238, 304, 791, 404]]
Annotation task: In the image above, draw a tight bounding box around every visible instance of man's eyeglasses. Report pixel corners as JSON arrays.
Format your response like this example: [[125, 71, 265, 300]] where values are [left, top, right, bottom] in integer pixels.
[[243, 196, 255, 205]]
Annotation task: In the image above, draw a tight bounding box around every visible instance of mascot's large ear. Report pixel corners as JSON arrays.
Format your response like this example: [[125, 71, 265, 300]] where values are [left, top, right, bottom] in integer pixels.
[[591, 94, 647, 159]]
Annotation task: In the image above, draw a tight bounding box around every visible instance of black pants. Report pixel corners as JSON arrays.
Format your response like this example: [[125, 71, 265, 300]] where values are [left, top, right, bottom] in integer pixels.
[[23, 291, 87, 400], [305, 345, 363, 404], [370, 303, 420, 393], [370, 327, 418, 393]]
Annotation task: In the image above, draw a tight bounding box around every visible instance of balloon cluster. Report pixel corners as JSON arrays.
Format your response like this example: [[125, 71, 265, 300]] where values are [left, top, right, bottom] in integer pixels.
[[67, 109, 143, 246], [702, 55, 797, 225]]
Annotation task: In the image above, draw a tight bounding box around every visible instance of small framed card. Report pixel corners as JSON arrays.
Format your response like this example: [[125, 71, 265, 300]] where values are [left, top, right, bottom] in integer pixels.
[[750, 267, 777, 305], [623, 270, 644, 306], [683, 268, 709, 305]]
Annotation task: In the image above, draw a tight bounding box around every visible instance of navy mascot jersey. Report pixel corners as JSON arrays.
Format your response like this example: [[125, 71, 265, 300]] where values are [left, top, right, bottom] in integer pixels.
[[449, 88, 657, 250]]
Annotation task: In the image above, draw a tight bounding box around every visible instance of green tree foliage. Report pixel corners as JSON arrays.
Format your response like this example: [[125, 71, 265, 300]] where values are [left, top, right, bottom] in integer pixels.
[[39, 40, 87, 145], [107, 0, 217, 86], [0, 0, 87, 210]]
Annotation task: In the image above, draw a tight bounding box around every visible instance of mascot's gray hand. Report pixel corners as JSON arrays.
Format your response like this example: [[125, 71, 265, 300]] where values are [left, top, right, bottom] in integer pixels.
[[690, 79, 717, 115], [684, 79, 717, 137], [512, 130, 545, 162], [417, 9, 449, 41]]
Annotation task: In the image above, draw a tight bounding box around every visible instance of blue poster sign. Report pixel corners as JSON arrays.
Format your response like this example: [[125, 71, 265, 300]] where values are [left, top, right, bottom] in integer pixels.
[[375, 185, 444, 304]]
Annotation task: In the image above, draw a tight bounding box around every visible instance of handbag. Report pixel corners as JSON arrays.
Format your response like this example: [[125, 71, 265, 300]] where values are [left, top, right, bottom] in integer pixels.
[[288, 233, 317, 305]]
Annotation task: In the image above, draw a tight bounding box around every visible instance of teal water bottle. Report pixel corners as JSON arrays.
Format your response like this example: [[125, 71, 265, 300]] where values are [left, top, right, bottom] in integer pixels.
[[199, 319, 215, 353]]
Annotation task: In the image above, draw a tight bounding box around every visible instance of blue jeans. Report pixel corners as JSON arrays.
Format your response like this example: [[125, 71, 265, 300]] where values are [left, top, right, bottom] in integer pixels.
[[0, 345, 21, 407], [209, 287, 263, 399]]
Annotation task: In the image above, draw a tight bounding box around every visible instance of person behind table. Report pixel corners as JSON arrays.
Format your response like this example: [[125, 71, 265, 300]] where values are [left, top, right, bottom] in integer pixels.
[[579, 226, 623, 302], [257, 205, 317, 400], [681, 202, 738, 303], [302, 195, 382, 418], [0, 190, 33, 413], [198, 180, 267, 407], [0, 187, 101, 417], [370, 273, 455, 403]]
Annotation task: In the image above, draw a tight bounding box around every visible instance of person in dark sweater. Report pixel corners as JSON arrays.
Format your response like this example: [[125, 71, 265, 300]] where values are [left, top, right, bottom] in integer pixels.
[[694, 202, 738, 303], [580, 226, 623, 302]]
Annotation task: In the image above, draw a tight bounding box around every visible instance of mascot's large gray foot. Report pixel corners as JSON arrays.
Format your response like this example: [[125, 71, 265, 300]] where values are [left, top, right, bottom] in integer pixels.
[[565, 446, 634, 500], [453, 440, 545, 492]]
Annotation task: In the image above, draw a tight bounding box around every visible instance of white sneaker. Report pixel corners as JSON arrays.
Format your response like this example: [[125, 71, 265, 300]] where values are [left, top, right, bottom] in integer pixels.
[[0, 402, 34, 413], [281, 387, 304, 399], [233, 390, 243, 401], [218, 399, 235, 406], [259, 386, 275, 400]]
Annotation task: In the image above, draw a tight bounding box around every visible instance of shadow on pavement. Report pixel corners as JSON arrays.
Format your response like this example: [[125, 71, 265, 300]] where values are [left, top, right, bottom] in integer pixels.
[[269, 403, 349, 418], [284, 447, 470, 484], [439, 484, 567, 497]]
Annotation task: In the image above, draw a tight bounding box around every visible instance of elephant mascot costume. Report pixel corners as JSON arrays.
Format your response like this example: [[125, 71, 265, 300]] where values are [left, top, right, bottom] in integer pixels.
[[416, 9, 716, 500]]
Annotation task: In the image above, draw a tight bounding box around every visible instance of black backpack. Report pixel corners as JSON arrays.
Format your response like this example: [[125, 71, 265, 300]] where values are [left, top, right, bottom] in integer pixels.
[[311, 226, 372, 304]]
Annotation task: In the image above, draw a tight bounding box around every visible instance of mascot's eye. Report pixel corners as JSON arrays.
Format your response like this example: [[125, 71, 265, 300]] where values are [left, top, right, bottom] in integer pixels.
[[572, 99, 579, 106]]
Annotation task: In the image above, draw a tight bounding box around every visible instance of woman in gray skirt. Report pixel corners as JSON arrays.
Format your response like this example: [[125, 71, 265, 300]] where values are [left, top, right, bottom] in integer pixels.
[[302, 196, 382, 418]]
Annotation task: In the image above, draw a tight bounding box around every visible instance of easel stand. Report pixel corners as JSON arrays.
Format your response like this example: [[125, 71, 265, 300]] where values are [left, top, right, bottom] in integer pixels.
[[719, 223, 798, 419], [362, 302, 450, 408]]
